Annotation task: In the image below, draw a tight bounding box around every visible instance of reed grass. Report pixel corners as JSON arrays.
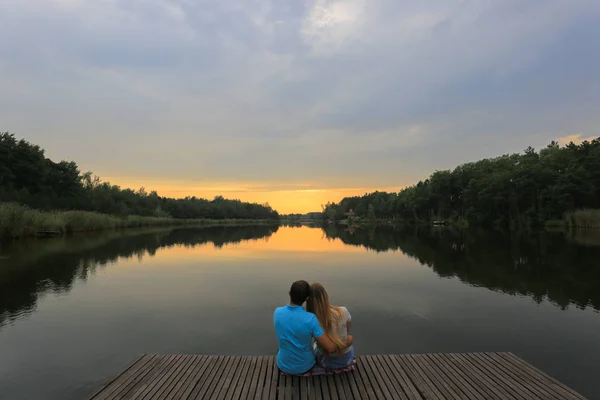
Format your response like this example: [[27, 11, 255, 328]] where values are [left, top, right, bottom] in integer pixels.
[[544, 219, 565, 229], [0, 203, 276, 239], [564, 209, 600, 229]]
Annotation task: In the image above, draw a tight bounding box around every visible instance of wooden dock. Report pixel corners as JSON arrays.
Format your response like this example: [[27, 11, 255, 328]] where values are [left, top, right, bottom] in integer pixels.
[[89, 353, 586, 400]]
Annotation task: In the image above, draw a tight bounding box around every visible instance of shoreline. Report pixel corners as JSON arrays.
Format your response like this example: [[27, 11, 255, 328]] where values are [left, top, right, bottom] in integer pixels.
[[0, 204, 279, 240]]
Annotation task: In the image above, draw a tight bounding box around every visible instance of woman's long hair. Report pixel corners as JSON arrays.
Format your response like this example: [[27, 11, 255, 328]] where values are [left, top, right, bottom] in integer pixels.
[[306, 282, 346, 351]]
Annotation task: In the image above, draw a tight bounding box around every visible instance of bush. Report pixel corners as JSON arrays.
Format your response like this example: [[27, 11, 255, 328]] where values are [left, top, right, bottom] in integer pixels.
[[565, 209, 600, 229], [545, 219, 565, 229], [0, 203, 278, 239]]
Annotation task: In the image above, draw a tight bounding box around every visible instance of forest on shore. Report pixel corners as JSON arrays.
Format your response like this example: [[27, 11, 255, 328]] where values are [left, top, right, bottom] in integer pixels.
[[0, 132, 278, 238], [322, 138, 600, 228], [0, 132, 278, 220]]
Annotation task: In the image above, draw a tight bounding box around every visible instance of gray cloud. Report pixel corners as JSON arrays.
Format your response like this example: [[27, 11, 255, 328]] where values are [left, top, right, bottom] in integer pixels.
[[1, 0, 599, 188]]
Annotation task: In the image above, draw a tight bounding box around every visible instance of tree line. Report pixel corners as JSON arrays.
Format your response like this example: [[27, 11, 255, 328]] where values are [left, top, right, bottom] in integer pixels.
[[322, 137, 600, 226], [0, 132, 279, 220]]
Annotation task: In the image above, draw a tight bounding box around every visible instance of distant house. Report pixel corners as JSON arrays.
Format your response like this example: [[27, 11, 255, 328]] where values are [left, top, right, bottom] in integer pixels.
[[345, 209, 355, 218]]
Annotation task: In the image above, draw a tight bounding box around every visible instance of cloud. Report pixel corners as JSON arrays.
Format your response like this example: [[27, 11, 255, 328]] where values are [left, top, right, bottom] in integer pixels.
[[1, 0, 599, 211], [301, 0, 367, 52], [556, 133, 598, 146]]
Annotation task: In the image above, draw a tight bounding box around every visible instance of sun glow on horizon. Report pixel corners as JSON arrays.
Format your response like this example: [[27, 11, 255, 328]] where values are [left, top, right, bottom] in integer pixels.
[[101, 177, 404, 214]]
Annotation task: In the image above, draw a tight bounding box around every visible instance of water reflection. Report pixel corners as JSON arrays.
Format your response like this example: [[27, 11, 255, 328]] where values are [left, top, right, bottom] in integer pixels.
[[1, 225, 600, 399], [0, 225, 279, 327], [3, 224, 600, 330], [322, 226, 600, 311]]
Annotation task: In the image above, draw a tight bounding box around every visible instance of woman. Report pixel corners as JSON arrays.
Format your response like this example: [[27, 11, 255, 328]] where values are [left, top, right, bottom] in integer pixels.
[[306, 282, 354, 369]]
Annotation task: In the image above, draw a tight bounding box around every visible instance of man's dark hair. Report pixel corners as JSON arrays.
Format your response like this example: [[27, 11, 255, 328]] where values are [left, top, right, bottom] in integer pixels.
[[289, 280, 310, 305]]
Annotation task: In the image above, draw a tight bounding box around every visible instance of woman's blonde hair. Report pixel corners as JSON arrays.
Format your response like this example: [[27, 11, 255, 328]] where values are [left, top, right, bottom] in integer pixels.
[[306, 282, 346, 351]]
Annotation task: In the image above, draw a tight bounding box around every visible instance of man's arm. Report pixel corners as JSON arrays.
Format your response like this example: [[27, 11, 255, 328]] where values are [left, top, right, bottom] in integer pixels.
[[316, 334, 353, 354], [315, 334, 336, 354]]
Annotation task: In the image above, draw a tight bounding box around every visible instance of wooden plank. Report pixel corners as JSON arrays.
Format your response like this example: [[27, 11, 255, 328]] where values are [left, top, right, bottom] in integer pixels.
[[179, 356, 219, 399], [369, 355, 409, 400], [353, 358, 376, 400], [451, 353, 513, 399], [306, 377, 316, 400], [468, 353, 549, 400], [188, 355, 229, 399], [313, 374, 323, 400], [161, 356, 200, 399], [277, 375, 291, 400], [500, 352, 586, 400], [143, 355, 197, 400], [123, 354, 181, 400], [261, 356, 275, 399], [436, 353, 490, 399], [327, 376, 339, 400], [445, 353, 512, 400], [410, 354, 463, 400], [200, 356, 235, 399], [481, 353, 560, 400], [291, 376, 299, 400], [423, 354, 484, 400], [88, 355, 149, 400], [88, 353, 587, 400], [89, 355, 156, 400], [285, 376, 298, 400], [298, 376, 307, 400], [395, 355, 444, 400], [299, 376, 307, 400], [214, 356, 241, 399], [220, 356, 250, 400], [360, 355, 391, 399], [378, 355, 423, 400], [333, 373, 350, 399], [364, 355, 400, 399], [164, 355, 209, 400], [318, 375, 331, 400], [294, 375, 301, 400], [379, 355, 422, 400], [141, 355, 197, 400], [103, 355, 166, 400], [330, 375, 341, 399], [238, 356, 259, 400], [128, 355, 184, 400], [277, 371, 287, 400], [227, 356, 253, 400], [340, 368, 362, 400], [463, 353, 530, 400], [212, 356, 241, 400], [251, 357, 267, 400], [268, 359, 279, 400], [404, 354, 455, 399]]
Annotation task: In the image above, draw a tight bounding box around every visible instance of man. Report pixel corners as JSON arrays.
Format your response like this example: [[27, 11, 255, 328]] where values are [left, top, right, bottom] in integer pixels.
[[274, 280, 353, 375]]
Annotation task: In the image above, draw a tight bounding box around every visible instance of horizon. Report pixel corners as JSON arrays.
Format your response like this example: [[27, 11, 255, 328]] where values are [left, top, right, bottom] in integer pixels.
[[2, 1, 599, 214]]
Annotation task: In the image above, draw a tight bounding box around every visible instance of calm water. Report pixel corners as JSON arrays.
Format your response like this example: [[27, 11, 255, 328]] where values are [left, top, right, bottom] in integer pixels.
[[1, 225, 600, 399]]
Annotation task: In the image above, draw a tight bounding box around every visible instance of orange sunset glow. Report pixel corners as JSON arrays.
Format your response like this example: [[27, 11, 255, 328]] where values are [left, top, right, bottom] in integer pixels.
[[124, 226, 368, 266], [103, 177, 404, 214]]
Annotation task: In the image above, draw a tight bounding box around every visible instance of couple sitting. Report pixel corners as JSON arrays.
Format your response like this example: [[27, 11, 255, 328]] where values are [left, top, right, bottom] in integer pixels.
[[274, 280, 355, 375]]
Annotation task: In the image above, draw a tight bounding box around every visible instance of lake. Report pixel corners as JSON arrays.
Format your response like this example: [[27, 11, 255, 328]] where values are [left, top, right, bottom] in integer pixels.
[[1, 225, 599, 399]]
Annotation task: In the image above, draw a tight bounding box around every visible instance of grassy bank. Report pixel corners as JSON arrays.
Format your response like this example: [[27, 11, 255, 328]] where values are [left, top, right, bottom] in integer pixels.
[[0, 203, 277, 239], [336, 216, 470, 229], [565, 209, 600, 229]]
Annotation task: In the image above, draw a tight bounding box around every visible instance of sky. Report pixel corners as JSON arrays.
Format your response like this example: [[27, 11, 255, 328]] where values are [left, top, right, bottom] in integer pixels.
[[1, 0, 599, 213]]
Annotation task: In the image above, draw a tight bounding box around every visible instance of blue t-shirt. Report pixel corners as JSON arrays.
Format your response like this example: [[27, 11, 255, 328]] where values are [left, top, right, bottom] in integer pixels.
[[274, 304, 324, 374]]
